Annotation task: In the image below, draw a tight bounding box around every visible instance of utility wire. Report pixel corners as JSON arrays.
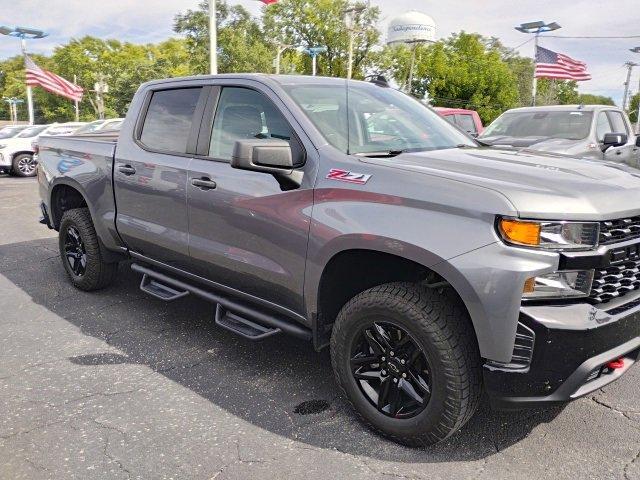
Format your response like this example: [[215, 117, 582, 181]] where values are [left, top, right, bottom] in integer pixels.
[[512, 37, 534, 50], [543, 35, 640, 39]]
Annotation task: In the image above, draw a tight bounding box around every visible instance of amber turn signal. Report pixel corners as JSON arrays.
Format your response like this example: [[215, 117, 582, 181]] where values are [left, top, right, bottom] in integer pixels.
[[499, 219, 541, 246]]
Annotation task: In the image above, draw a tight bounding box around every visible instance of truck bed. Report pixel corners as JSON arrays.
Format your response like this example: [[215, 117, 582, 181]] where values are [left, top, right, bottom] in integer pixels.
[[38, 132, 121, 251]]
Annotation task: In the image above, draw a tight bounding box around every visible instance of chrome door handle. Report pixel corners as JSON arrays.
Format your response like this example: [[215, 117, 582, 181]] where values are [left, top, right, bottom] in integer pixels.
[[191, 178, 217, 190], [118, 165, 136, 175]]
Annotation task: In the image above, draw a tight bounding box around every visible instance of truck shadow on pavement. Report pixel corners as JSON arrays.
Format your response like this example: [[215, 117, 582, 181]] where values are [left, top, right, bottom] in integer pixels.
[[1, 238, 563, 463]]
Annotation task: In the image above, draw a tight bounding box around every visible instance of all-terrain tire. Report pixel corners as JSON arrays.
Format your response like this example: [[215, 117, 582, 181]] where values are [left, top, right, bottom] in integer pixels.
[[58, 208, 118, 291], [12, 154, 37, 177], [330, 282, 482, 446]]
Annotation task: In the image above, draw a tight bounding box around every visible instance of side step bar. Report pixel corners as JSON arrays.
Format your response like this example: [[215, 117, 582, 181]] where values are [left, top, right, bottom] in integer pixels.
[[215, 305, 281, 341], [140, 274, 189, 301], [131, 263, 311, 341]]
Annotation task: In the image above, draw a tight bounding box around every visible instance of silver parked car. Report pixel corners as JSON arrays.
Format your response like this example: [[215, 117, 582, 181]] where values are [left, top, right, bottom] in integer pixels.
[[480, 105, 640, 168]]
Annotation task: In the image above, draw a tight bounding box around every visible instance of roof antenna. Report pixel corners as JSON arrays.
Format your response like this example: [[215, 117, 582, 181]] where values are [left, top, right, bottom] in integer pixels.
[[366, 75, 389, 87]]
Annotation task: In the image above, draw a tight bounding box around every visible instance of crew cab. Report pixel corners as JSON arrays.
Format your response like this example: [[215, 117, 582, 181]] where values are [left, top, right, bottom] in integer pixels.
[[37, 75, 640, 446], [480, 105, 640, 168]]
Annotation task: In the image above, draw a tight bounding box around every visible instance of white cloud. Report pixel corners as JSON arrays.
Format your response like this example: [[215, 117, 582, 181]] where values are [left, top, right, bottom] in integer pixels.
[[1, 0, 638, 104]]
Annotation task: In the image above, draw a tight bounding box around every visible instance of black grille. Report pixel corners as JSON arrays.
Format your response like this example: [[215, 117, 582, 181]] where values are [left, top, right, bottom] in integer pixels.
[[590, 258, 640, 303], [484, 322, 535, 372], [511, 322, 535, 369], [599, 217, 640, 245]]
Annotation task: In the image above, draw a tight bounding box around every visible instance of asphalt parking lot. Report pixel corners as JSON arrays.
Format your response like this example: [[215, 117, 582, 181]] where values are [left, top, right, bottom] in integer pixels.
[[0, 175, 639, 480]]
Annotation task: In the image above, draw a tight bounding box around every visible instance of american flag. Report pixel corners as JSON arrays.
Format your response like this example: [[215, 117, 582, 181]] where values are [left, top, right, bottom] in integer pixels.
[[24, 56, 84, 102], [535, 46, 591, 82]]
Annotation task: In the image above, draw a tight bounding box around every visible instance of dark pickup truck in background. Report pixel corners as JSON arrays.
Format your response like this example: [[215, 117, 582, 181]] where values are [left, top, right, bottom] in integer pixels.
[[37, 74, 640, 446]]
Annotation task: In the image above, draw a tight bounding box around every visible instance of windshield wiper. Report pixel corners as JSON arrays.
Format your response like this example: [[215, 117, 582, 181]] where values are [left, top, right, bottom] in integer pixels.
[[353, 149, 405, 158]]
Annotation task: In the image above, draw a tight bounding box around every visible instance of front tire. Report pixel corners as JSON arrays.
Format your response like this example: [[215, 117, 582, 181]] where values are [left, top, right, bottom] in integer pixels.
[[330, 282, 481, 446], [12, 154, 37, 177], [58, 208, 118, 291]]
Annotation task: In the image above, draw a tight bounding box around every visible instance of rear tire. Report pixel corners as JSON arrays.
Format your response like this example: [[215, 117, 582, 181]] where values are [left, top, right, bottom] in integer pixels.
[[58, 208, 118, 291], [12, 154, 37, 177], [330, 282, 481, 446]]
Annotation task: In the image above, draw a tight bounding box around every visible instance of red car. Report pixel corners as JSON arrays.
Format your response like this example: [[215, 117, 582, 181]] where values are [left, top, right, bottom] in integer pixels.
[[434, 107, 484, 137]]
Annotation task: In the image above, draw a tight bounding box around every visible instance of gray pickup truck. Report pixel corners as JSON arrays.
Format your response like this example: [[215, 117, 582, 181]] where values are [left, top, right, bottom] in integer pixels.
[[37, 74, 640, 446], [480, 105, 640, 168]]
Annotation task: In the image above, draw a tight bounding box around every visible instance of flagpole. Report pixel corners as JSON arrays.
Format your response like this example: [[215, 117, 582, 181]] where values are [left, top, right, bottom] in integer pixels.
[[531, 32, 539, 106], [209, 0, 217, 75], [73, 74, 79, 122], [20, 37, 35, 125]]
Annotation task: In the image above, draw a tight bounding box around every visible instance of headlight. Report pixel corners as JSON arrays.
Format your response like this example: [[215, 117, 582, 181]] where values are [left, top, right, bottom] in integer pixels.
[[498, 217, 599, 251], [523, 270, 594, 299]]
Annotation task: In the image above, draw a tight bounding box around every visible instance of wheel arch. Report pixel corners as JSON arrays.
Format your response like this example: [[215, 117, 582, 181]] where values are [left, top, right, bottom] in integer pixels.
[[309, 241, 483, 355], [11, 150, 35, 160], [49, 180, 90, 230]]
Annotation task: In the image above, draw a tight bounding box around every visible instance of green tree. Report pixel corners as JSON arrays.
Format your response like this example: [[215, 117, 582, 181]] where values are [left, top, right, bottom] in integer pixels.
[[630, 93, 640, 124], [46, 36, 190, 121], [0, 54, 58, 123], [577, 93, 615, 106], [174, 0, 273, 75], [371, 33, 519, 123], [262, 0, 380, 78]]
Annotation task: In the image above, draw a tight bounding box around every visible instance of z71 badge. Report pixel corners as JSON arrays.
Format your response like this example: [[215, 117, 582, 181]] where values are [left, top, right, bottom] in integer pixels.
[[326, 168, 372, 185]]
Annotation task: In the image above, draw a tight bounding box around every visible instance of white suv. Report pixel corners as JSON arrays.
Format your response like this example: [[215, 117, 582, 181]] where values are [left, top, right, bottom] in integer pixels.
[[0, 123, 84, 177]]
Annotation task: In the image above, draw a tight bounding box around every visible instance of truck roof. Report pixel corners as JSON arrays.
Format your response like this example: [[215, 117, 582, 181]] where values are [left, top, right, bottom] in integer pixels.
[[140, 74, 370, 90], [505, 104, 621, 113], [433, 107, 478, 115]]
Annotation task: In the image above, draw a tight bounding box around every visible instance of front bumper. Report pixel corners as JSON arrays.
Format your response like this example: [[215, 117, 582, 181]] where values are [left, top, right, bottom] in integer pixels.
[[0, 152, 10, 171], [485, 302, 640, 409]]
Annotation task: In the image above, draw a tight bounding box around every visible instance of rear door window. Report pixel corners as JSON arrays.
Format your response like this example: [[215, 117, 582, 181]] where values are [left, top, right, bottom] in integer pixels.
[[455, 114, 477, 134], [140, 87, 203, 154]]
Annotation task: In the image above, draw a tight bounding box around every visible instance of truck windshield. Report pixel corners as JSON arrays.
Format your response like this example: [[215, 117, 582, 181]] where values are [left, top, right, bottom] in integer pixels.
[[282, 81, 476, 155], [481, 110, 593, 140]]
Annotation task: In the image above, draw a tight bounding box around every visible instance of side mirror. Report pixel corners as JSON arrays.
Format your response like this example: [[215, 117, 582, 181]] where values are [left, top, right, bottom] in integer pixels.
[[231, 138, 303, 189], [601, 132, 628, 152]]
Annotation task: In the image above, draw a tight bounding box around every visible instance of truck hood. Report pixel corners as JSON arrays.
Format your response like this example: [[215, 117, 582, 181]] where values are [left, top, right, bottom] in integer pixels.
[[364, 147, 640, 221], [0, 137, 36, 150]]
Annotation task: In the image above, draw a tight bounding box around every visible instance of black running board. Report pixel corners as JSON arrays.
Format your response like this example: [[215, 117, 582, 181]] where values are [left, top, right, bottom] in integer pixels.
[[215, 305, 281, 340], [131, 263, 311, 341], [140, 274, 189, 301]]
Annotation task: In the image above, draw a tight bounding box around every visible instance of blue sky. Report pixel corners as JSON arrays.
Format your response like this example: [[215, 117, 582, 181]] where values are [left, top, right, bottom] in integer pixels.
[[1, 0, 638, 105]]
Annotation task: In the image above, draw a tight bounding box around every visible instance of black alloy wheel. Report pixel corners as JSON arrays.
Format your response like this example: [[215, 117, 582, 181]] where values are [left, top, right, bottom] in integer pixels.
[[350, 321, 431, 419], [63, 226, 87, 277]]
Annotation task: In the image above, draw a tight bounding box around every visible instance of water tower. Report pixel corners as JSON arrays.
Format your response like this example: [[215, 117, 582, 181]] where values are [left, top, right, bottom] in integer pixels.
[[386, 11, 436, 93]]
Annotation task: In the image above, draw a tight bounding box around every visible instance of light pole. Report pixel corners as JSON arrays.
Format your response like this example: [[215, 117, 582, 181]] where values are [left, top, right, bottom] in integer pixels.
[[303, 46, 327, 76], [274, 43, 294, 75], [515, 21, 561, 106], [0, 26, 47, 125], [344, 5, 365, 79], [209, 0, 217, 75], [631, 47, 640, 133], [3, 97, 24, 123], [622, 62, 638, 112]]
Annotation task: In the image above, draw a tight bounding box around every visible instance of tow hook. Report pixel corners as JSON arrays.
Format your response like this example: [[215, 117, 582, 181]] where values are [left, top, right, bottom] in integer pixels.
[[605, 358, 625, 370]]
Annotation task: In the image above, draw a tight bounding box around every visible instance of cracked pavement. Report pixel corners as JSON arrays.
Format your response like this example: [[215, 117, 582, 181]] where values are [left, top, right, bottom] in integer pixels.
[[0, 175, 639, 479]]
